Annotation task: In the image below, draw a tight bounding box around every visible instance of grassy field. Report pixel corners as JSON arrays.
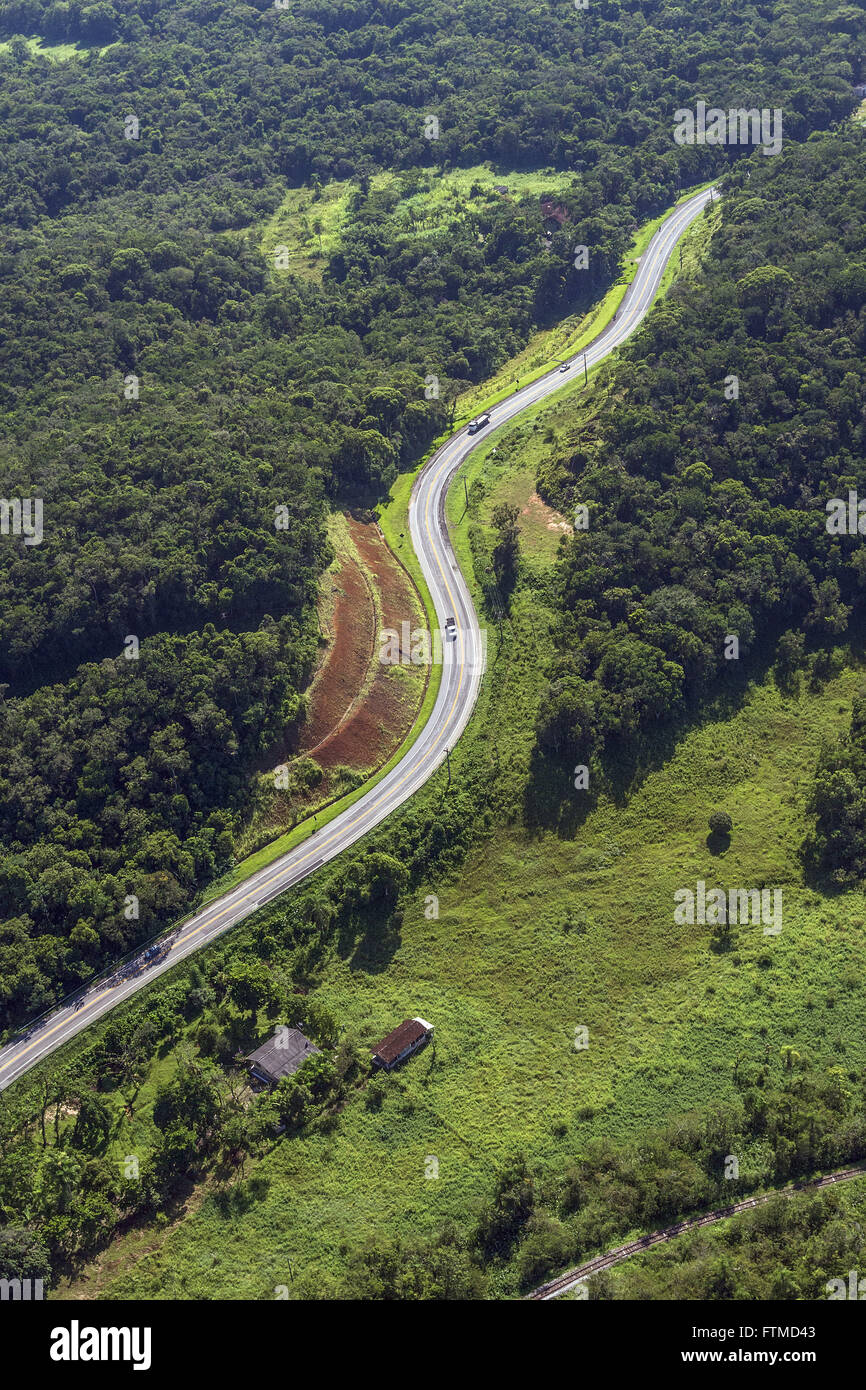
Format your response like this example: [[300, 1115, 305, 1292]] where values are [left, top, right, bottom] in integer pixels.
[[259, 179, 357, 283]]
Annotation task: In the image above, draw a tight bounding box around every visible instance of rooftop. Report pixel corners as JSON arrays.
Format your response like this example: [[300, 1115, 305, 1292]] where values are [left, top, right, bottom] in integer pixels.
[[247, 1029, 319, 1083], [372, 1017, 431, 1065]]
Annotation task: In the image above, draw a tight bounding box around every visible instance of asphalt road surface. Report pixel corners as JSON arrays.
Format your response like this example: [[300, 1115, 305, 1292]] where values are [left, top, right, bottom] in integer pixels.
[[0, 184, 716, 1092]]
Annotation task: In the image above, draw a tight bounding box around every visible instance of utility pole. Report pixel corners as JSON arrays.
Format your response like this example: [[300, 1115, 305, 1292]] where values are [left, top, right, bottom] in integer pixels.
[[445, 747, 451, 789], [464, 476, 469, 509], [583, 354, 588, 386]]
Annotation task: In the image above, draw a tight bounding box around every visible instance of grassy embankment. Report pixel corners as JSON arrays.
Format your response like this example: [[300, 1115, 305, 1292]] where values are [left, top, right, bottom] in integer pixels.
[[201, 492, 443, 901], [445, 190, 719, 584], [451, 179, 718, 429]]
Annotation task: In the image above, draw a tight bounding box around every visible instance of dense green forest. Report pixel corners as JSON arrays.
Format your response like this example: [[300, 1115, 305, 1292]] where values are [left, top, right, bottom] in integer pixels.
[[1, 0, 859, 1028], [534, 135, 866, 808], [804, 687, 866, 883], [0, 0, 856, 227]]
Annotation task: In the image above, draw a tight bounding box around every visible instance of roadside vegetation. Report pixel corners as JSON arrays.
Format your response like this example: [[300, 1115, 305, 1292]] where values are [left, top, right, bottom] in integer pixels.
[[17, 546, 866, 1300], [0, 0, 857, 1027]]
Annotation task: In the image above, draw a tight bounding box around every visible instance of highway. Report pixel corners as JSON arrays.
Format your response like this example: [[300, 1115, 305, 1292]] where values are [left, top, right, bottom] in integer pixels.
[[0, 183, 715, 1092]]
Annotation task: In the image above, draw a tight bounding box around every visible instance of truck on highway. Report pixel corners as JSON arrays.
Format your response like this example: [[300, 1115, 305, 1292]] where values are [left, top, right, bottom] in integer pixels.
[[467, 413, 490, 435]]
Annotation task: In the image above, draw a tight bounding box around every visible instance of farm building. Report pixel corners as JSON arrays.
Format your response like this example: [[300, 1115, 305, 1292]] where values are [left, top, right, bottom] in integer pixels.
[[371, 1017, 434, 1071], [246, 1029, 319, 1087]]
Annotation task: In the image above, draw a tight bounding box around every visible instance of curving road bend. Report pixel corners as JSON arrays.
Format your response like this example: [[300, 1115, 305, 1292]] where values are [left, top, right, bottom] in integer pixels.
[[0, 184, 716, 1092]]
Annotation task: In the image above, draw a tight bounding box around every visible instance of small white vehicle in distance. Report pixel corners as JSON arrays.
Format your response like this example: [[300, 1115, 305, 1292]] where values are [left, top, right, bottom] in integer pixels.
[[444, 617, 457, 641], [558, 362, 570, 373]]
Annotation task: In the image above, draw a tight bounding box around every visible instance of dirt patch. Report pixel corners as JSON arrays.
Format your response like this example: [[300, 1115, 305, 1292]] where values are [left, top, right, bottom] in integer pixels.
[[299, 531, 376, 753], [540, 197, 570, 226], [522, 492, 573, 536], [241, 514, 429, 852], [304, 516, 426, 772]]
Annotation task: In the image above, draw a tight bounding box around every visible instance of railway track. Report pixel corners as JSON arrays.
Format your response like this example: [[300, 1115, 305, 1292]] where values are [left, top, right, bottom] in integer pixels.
[[528, 1164, 866, 1300]]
